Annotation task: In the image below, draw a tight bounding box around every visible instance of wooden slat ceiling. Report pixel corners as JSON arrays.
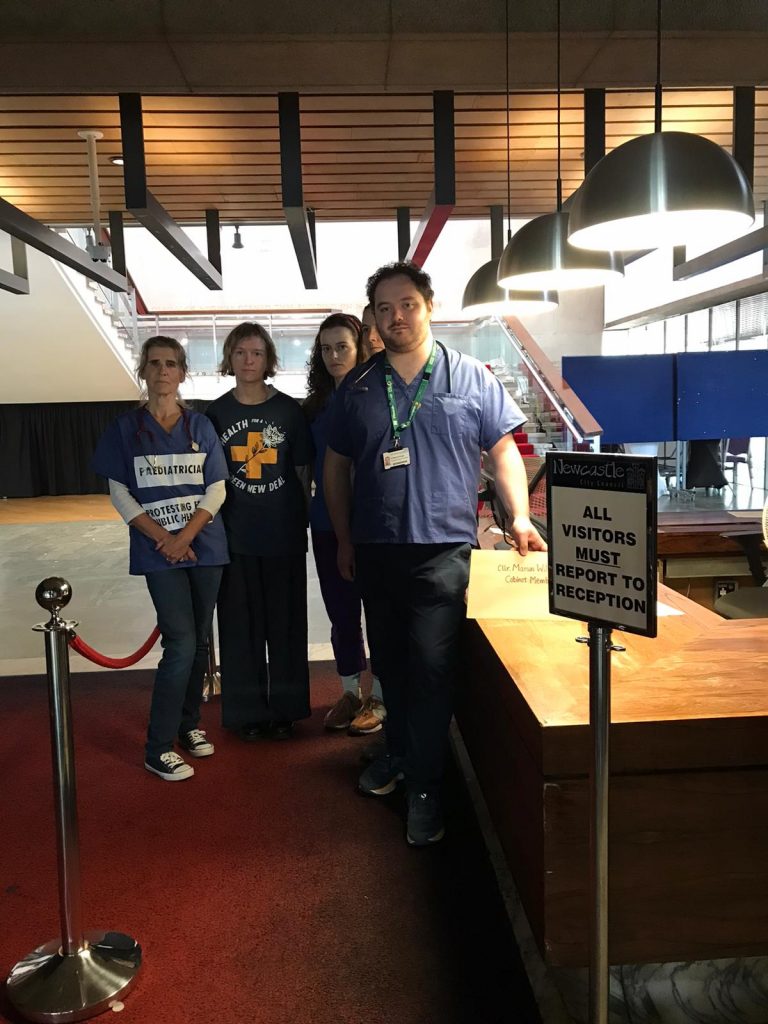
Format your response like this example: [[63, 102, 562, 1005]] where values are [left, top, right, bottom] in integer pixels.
[[0, 89, 763, 227]]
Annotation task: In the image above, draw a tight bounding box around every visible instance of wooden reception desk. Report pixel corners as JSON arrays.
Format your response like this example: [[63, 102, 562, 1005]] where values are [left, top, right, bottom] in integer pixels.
[[657, 509, 764, 609], [457, 585, 768, 967]]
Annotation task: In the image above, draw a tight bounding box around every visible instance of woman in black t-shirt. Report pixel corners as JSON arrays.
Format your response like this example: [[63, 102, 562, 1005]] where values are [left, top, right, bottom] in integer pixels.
[[206, 322, 312, 739]]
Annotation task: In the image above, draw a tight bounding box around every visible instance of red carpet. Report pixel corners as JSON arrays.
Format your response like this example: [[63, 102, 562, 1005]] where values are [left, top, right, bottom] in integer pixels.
[[0, 665, 539, 1024]]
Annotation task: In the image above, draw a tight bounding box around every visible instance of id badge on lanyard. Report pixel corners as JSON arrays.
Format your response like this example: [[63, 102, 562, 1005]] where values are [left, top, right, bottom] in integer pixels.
[[382, 342, 436, 470]]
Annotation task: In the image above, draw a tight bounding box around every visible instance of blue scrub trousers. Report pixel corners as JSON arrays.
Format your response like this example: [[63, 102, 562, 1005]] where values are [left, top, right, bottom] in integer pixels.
[[144, 564, 223, 758], [354, 542, 471, 792]]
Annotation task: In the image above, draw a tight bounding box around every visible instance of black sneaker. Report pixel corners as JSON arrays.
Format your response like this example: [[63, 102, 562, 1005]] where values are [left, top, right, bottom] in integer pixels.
[[406, 791, 445, 846], [178, 729, 214, 757], [272, 721, 294, 740], [144, 751, 194, 781], [240, 722, 273, 742], [358, 753, 404, 796]]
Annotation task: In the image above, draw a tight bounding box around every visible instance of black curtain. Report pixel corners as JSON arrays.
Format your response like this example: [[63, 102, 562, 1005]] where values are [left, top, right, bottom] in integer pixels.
[[0, 400, 210, 498]]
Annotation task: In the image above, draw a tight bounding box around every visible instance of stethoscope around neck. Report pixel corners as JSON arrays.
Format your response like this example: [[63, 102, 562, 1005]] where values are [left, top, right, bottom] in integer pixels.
[[135, 406, 199, 452], [350, 340, 452, 394]]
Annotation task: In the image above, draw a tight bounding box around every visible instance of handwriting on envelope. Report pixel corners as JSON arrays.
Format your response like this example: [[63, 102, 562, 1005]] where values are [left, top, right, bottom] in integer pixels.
[[466, 549, 552, 620]]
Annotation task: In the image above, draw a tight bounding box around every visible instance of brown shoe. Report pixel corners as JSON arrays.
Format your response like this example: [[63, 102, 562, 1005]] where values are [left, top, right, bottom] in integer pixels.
[[348, 696, 387, 735], [324, 690, 362, 730]]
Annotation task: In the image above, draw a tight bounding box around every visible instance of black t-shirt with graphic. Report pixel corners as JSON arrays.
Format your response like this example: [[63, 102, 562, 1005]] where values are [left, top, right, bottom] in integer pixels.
[[206, 389, 312, 556]]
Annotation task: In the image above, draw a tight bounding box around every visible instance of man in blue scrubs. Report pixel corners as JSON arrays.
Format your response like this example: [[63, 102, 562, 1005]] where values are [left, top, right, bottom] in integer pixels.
[[324, 262, 546, 846]]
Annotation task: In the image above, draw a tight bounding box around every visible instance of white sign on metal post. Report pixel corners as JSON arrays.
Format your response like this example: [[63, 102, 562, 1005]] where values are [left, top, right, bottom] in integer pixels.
[[546, 451, 657, 638]]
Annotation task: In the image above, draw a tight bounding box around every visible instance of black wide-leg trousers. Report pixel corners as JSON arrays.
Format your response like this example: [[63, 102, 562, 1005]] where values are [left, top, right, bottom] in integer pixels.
[[217, 551, 310, 728]]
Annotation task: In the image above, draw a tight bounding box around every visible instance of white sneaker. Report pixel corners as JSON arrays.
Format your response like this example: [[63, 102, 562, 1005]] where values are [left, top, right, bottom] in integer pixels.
[[144, 751, 195, 781]]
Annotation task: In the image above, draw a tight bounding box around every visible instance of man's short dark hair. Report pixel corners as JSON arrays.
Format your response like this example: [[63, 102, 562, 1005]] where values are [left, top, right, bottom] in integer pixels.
[[366, 261, 434, 308]]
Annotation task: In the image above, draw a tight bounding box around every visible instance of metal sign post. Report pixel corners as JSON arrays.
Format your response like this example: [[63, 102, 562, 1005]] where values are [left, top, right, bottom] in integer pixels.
[[7, 578, 141, 1023], [546, 452, 657, 1024]]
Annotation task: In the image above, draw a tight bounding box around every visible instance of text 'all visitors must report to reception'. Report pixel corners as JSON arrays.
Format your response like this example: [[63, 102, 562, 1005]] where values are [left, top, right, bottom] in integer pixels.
[[545, 451, 657, 637]]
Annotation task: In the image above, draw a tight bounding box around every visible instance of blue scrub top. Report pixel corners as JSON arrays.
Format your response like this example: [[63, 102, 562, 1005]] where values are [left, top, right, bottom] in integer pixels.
[[92, 407, 230, 575], [327, 344, 525, 545]]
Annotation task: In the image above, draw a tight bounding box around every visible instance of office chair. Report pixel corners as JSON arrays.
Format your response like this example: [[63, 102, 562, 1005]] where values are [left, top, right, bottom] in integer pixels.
[[714, 498, 768, 619], [723, 437, 753, 488]]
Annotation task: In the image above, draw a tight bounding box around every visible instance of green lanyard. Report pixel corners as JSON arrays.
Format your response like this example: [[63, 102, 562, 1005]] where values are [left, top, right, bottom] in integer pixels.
[[383, 341, 437, 448]]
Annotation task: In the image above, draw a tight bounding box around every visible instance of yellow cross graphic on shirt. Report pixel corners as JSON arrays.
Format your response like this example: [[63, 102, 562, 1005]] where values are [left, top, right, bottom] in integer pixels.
[[230, 432, 278, 479]]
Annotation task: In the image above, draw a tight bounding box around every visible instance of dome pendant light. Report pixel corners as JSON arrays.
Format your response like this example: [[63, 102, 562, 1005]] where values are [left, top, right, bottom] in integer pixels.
[[497, 0, 623, 291], [567, 0, 754, 253], [462, 0, 558, 317], [462, 255, 558, 318]]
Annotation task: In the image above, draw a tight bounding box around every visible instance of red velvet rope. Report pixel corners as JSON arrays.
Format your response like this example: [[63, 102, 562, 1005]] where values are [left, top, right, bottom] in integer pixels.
[[68, 627, 161, 669]]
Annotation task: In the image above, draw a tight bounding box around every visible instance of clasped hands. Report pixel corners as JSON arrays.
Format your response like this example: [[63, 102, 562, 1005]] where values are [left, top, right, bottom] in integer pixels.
[[155, 533, 197, 564]]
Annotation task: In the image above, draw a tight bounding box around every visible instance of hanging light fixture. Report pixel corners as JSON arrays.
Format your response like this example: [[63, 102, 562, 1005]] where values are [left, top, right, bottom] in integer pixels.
[[462, 212, 558, 316], [232, 224, 244, 249], [567, 0, 754, 252], [496, 0, 623, 291], [461, 0, 558, 317]]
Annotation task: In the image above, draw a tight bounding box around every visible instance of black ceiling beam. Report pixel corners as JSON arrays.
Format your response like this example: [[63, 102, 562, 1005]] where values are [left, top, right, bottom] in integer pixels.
[[0, 197, 128, 291], [584, 89, 606, 173], [733, 86, 755, 188], [397, 207, 411, 261], [489, 205, 504, 261], [279, 92, 317, 290], [406, 91, 455, 266], [0, 235, 29, 295], [108, 211, 126, 278], [206, 209, 221, 275], [119, 92, 223, 290]]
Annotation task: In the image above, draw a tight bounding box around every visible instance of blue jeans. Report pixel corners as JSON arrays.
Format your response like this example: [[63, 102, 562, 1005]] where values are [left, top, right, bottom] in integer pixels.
[[144, 565, 223, 758]]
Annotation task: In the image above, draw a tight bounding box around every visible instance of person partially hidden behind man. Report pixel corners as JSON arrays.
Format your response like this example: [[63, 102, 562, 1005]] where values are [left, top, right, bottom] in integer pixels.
[[324, 261, 546, 846]]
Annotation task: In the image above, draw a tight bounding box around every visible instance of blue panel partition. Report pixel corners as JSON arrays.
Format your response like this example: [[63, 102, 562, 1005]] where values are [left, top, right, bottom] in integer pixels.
[[561, 354, 675, 444], [676, 351, 768, 440]]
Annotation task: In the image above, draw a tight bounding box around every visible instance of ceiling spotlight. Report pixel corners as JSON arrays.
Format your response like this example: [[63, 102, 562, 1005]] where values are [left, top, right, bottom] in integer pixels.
[[233, 225, 244, 250], [109, 155, 124, 166]]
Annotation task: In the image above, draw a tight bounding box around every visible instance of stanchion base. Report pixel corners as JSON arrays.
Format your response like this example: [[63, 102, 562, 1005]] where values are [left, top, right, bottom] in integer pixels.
[[6, 930, 141, 1023]]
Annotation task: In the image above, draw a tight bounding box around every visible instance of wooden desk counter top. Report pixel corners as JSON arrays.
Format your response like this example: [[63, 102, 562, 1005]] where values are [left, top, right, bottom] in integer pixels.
[[657, 509, 763, 557], [468, 585, 768, 776]]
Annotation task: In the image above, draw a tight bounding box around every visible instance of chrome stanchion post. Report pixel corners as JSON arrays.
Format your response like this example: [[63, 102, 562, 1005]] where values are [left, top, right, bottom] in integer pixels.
[[7, 578, 141, 1024], [577, 623, 624, 1024], [203, 624, 220, 701]]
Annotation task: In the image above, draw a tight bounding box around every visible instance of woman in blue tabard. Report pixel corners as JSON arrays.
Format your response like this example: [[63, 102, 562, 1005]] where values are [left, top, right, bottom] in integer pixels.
[[303, 313, 385, 737], [206, 322, 312, 740], [92, 335, 229, 782]]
